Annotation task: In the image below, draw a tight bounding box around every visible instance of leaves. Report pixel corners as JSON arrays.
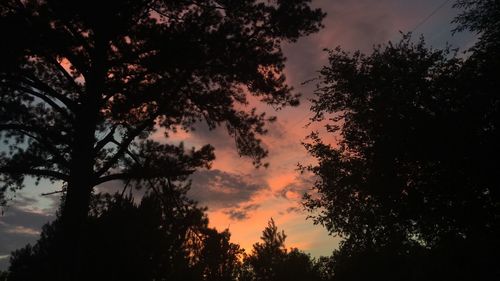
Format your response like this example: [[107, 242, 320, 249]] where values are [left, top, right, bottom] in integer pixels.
[[0, 0, 324, 200], [304, 1, 500, 279]]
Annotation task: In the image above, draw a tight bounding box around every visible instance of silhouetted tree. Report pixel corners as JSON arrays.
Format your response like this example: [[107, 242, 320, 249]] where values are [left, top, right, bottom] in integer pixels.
[[8, 182, 244, 281], [0, 1, 324, 279], [454, 0, 500, 46], [0, 271, 7, 281], [243, 219, 322, 281], [189, 228, 243, 281], [244, 218, 287, 281], [304, 1, 500, 279], [313, 256, 335, 281]]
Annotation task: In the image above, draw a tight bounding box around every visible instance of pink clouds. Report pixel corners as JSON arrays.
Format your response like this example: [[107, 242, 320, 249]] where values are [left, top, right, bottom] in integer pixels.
[[125, 0, 472, 258], [176, 0, 468, 258], [0, 1, 478, 270]]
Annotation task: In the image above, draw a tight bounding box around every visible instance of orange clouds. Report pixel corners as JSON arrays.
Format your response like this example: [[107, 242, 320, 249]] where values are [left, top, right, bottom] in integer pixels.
[[267, 172, 297, 192], [149, 0, 466, 259]]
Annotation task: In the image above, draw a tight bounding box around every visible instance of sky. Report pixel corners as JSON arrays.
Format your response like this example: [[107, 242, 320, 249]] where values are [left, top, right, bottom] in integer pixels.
[[0, 0, 477, 270]]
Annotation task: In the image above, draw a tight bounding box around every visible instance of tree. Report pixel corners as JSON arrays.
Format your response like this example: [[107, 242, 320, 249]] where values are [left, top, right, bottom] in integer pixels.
[[245, 218, 287, 281], [8, 183, 244, 281], [243, 219, 322, 281], [0, 1, 324, 279], [189, 228, 243, 281], [0, 271, 7, 281], [453, 0, 500, 46], [304, 1, 500, 279]]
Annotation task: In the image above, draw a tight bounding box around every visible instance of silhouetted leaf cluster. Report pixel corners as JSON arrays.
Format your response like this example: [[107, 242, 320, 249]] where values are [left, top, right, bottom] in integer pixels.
[[0, 1, 324, 279], [7, 199, 323, 281], [8, 183, 245, 281], [0, 0, 324, 203], [241, 218, 322, 281], [304, 0, 500, 279]]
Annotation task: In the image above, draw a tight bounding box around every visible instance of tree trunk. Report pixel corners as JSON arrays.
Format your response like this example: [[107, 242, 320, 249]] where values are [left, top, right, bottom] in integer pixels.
[[60, 118, 96, 280], [59, 33, 106, 280]]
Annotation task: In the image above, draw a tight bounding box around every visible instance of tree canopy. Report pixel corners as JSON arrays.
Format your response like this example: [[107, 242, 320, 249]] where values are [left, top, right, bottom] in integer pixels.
[[242, 219, 322, 281], [0, 1, 324, 278], [304, 0, 500, 279], [7, 204, 326, 281], [0, 0, 324, 206], [8, 183, 245, 281]]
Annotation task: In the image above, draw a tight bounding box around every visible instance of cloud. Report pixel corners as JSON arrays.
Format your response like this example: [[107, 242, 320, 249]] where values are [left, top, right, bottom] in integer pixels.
[[4, 225, 40, 236], [9, 190, 60, 215], [285, 206, 302, 214], [0, 191, 59, 270], [0, 206, 55, 270], [11, 195, 38, 209], [0, 255, 9, 273], [0, 2, 467, 268], [224, 204, 260, 221], [277, 174, 316, 201], [188, 169, 268, 210]]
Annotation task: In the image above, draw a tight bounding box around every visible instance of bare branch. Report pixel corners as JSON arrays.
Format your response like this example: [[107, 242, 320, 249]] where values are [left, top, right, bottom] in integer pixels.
[[94, 171, 169, 185], [41, 189, 65, 196]]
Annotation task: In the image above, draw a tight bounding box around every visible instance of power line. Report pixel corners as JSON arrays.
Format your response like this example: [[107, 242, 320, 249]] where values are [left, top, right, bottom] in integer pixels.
[[411, 0, 452, 33]]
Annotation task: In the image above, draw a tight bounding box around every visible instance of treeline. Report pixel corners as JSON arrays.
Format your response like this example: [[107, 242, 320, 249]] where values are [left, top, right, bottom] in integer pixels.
[[1, 186, 326, 281]]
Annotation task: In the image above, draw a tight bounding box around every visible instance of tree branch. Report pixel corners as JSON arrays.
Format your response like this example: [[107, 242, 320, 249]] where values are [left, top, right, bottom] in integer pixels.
[[185, 0, 226, 10], [0, 166, 69, 181], [94, 171, 166, 185], [41, 189, 65, 196], [44, 54, 84, 91], [61, 23, 93, 58], [95, 120, 155, 177], [0, 123, 68, 142], [94, 145, 185, 216], [0, 123, 71, 168], [94, 125, 118, 154], [18, 129, 71, 168], [1, 80, 73, 120], [18, 72, 78, 112]]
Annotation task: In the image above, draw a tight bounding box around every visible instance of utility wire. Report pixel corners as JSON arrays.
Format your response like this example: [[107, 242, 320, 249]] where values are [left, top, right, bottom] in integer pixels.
[[281, 0, 458, 152], [411, 0, 452, 32]]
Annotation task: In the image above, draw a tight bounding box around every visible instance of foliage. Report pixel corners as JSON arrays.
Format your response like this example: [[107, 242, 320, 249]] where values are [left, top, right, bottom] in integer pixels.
[[245, 218, 287, 281], [0, 0, 324, 236], [0, 271, 7, 281], [6, 207, 332, 281], [304, 0, 500, 279], [305, 35, 469, 246], [0, 0, 325, 197], [453, 0, 500, 42], [0, 1, 323, 278], [242, 219, 322, 281], [8, 184, 244, 281], [188, 228, 244, 281]]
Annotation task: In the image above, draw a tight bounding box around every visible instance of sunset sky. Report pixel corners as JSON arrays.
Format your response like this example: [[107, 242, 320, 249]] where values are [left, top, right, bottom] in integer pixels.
[[0, 0, 476, 269]]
